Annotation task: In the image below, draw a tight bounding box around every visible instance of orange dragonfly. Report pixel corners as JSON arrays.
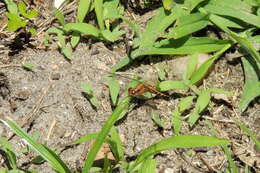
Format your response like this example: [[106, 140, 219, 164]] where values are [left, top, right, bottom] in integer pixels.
[[106, 71, 168, 98], [128, 83, 168, 97]]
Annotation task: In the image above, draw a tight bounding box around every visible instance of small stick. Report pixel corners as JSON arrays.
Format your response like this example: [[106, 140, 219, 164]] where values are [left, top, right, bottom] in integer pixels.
[[45, 119, 56, 142]]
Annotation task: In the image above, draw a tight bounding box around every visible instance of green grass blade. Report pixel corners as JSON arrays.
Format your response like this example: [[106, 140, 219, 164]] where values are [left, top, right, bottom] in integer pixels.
[[54, 8, 65, 26], [82, 96, 131, 173], [151, 111, 165, 128], [239, 57, 260, 112], [138, 158, 156, 173], [207, 121, 239, 173], [188, 90, 211, 126], [204, 3, 260, 28], [209, 14, 260, 64], [77, 0, 91, 22], [0, 136, 17, 169], [133, 44, 229, 57], [234, 120, 260, 150], [0, 119, 72, 173], [81, 82, 99, 107], [169, 20, 208, 39], [190, 44, 231, 84], [111, 56, 131, 72], [184, 0, 206, 11], [69, 133, 98, 145], [184, 54, 198, 80], [64, 23, 100, 37], [71, 32, 80, 48], [6, 12, 27, 32], [172, 110, 182, 135], [109, 126, 124, 161], [106, 76, 120, 106], [129, 135, 229, 171], [94, 0, 104, 30], [168, 13, 209, 39], [158, 80, 188, 91], [139, 6, 184, 48], [4, 0, 18, 14]]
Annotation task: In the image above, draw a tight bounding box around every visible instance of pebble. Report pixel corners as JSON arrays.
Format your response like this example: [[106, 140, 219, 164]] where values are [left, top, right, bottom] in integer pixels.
[[51, 73, 61, 80]]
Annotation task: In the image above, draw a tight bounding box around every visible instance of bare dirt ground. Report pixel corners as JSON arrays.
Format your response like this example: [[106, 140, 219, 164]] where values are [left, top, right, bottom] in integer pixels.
[[0, 1, 259, 172], [0, 41, 259, 172]]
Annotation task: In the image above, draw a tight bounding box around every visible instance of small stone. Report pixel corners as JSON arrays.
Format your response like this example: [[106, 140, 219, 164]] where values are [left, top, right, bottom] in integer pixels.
[[51, 73, 61, 80], [164, 168, 174, 173], [16, 90, 30, 100]]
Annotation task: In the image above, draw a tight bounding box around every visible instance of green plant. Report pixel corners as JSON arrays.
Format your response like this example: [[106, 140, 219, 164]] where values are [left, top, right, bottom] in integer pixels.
[[4, 0, 38, 35], [158, 46, 233, 130], [111, 0, 259, 112], [0, 136, 38, 173], [46, 0, 125, 59]]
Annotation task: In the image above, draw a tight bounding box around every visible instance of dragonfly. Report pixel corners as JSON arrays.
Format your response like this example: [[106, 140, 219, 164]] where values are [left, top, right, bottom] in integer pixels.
[[128, 83, 168, 97], [105, 70, 168, 98]]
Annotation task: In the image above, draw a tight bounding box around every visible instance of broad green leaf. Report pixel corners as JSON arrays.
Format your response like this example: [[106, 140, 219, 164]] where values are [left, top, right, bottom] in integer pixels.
[[77, 0, 91, 22], [209, 14, 260, 64], [154, 36, 232, 48], [158, 80, 188, 91], [133, 36, 232, 58], [106, 76, 120, 106], [46, 27, 64, 35], [112, 37, 231, 71], [169, 20, 208, 39], [188, 90, 211, 125], [82, 96, 131, 173], [1, 119, 72, 173], [172, 110, 182, 135], [54, 8, 65, 26], [158, 68, 166, 81], [204, 2, 260, 28], [138, 159, 156, 173], [178, 96, 195, 112], [184, 54, 198, 80], [139, 6, 185, 48], [94, 0, 104, 30], [168, 13, 209, 39], [103, 0, 121, 19], [80, 82, 99, 107], [162, 0, 175, 11], [61, 45, 73, 60], [6, 12, 26, 31], [0, 136, 17, 169], [70, 32, 80, 48], [28, 27, 36, 35], [21, 61, 35, 71], [190, 44, 231, 84], [239, 58, 260, 112], [101, 29, 125, 42], [111, 56, 131, 72], [184, 0, 206, 11], [129, 135, 229, 171], [64, 23, 100, 37], [4, 0, 18, 14], [151, 111, 165, 128], [173, 96, 195, 134], [18, 1, 38, 19]]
